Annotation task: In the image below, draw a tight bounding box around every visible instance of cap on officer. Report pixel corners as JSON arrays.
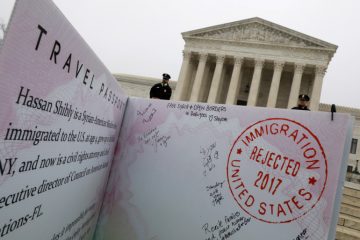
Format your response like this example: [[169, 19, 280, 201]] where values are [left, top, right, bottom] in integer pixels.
[[298, 94, 310, 101], [162, 73, 171, 80]]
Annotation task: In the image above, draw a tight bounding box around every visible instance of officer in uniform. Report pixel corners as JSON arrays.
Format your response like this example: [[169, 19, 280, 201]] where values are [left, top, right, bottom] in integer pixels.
[[292, 94, 310, 111], [149, 73, 172, 100]]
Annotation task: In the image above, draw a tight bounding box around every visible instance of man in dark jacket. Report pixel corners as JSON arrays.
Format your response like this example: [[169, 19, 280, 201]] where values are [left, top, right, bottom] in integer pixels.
[[150, 73, 172, 100], [292, 94, 310, 111]]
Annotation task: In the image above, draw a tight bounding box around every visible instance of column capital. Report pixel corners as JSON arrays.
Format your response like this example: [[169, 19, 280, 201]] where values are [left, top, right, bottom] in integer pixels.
[[294, 63, 305, 73], [182, 50, 192, 60], [234, 57, 244, 65], [315, 65, 327, 76], [199, 52, 208, 62], [216, 54, 226, 64], [254, 58, 265, 68], [273, 61, 285, 70]]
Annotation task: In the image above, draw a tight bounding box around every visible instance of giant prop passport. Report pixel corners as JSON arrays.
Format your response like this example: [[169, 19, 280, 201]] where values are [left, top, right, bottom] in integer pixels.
[[0, 1, 353, 240]]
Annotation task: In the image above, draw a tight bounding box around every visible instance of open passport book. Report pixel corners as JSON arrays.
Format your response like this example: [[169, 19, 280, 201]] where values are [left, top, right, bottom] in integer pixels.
[[0, 1, 353, 239]]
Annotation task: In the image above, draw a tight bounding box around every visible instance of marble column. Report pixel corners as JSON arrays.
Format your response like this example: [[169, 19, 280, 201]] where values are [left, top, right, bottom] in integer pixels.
[[287, 63, 305, 109], [267, 61, 284, 108], [226, 57, 244, 105], [207, 55, 225, 103], [247, 59, 264, 106], [310, 66, 326, 111], [190, 52, 208, 102], [174, 50, 192, 101]]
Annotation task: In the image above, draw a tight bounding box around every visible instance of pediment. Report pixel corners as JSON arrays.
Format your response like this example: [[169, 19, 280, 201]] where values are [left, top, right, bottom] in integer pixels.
[[183, 18, 337, 50]]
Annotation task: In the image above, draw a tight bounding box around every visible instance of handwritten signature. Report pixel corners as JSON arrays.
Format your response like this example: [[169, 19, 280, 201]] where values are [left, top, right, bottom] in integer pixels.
[[293, 228, 308, 240], [137, 103, 152, 116], [202, 212, 251, 240], [138, 127, 171, 151], [201, 143, 219, 176], [143, 108, 157, 123], [206, 181, 225, 206]]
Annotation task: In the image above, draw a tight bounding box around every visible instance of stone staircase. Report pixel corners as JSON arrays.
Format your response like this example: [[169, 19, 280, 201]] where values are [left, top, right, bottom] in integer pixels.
[[336, 182, 360, 240]]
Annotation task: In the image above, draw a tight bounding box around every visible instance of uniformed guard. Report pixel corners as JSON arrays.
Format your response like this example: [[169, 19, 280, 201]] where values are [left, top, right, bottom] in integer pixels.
[[149, 73, 172, 100], [292, 94, 311, 111]]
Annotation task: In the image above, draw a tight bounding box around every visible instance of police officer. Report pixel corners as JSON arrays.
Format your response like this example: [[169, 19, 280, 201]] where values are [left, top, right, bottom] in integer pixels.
[[292, 94, 310, 111], [149, 73, 172, 100]]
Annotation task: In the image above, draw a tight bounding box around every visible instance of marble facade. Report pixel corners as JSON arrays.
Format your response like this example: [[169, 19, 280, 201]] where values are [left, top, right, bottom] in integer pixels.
[[174, 17, 337, 111]]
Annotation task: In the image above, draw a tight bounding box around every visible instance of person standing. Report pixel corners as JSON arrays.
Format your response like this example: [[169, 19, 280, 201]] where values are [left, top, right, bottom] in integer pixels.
[[292, 94, 311, 111], [149, 73, 172, 100]]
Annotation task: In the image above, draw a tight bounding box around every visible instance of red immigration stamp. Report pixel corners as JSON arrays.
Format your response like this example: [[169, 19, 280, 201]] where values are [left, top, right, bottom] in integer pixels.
[[227, 118, 327, 224]]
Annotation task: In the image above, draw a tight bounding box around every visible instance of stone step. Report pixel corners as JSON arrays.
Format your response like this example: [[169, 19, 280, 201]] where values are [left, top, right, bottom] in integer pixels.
[[336, 225, 360, 240], [338, 214, 360, 231], [342, 194, 360, 208], [340, 204, 360, 219], [343, 187, 360, 199]]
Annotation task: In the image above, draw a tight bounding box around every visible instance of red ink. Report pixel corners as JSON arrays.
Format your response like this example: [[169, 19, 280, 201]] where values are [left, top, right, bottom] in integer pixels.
[[227, 118, 327, 224]]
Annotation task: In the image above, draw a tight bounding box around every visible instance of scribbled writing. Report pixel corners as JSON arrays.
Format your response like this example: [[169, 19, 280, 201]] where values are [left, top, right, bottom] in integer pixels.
[[293, 228, 308, 240], [137, 127, 171, 151], [202, 211, 251, 240], [206, 181, 225, 206], [201, 142, 219, 176]]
